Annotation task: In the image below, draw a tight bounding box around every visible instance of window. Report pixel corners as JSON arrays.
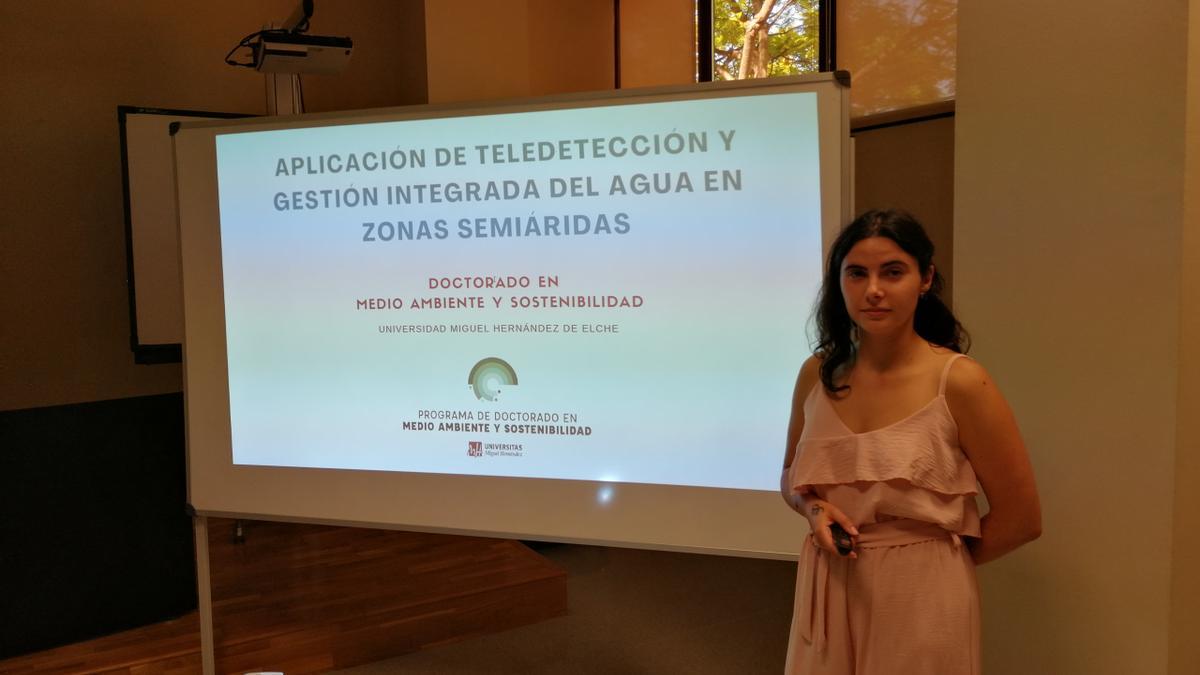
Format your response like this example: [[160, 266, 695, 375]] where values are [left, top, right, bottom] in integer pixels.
[[709, 0, 823, 80], [699, 0, 957, 119], [837, 0, 956, 118]]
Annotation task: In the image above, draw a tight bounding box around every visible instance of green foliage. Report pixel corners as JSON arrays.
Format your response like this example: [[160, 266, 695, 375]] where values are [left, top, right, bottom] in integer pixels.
[[712, 0, 820, 80]]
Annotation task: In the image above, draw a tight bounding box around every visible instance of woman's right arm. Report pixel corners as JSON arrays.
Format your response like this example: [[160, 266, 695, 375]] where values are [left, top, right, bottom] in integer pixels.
[[780, 356, 819, 512], [782, 356, 859, 555]]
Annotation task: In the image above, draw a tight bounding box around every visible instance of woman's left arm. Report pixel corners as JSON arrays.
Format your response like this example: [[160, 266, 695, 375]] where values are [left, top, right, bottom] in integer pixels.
[[946, 358, 1042, 565]]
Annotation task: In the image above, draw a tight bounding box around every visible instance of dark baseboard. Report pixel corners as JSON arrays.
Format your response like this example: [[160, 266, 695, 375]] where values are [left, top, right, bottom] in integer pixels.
[[0, 392, 196, 659]]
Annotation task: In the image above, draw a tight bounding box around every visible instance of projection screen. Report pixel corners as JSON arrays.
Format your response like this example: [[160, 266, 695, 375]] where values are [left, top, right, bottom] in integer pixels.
[[177, 73, 850, 558]]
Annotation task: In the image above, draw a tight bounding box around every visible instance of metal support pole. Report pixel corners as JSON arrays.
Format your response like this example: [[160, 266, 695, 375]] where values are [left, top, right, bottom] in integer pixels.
[[265, 72, 303, 116], [194, 515, 216, 675]]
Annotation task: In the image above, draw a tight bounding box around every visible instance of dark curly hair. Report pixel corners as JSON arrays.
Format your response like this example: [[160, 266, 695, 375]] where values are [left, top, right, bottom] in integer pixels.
[[813, 209, 969, 395]]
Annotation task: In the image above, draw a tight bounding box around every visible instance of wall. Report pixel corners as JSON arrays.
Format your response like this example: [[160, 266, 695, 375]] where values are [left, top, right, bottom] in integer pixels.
[[0, 394, 192, 658], [852, 115, 955, 302], [0, 0, 427, 412], [0, 0, 428, 657], [619, 0, 696, 89], [425, 0, 614, 104], [1171, 3, 1200, 674], [956, 1, 1194, 673], [424, 0, 697, 104]]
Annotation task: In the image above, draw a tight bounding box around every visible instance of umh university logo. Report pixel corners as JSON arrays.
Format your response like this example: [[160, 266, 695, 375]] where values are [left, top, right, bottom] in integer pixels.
[[467, 441, 483, 457]]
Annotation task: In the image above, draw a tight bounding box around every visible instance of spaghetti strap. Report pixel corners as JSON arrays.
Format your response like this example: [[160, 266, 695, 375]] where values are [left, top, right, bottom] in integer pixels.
[[938, 353, 968, 396]]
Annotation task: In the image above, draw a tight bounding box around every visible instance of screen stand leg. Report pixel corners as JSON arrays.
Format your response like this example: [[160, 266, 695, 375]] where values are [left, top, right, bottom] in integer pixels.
[[193, 515, 216, 675]]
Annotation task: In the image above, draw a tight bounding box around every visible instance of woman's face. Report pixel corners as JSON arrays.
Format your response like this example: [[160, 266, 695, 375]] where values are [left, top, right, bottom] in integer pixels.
[[839, 236, 932, 336]]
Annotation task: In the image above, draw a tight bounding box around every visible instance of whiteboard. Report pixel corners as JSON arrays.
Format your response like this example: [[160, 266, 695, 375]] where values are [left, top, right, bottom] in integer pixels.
[[118, 107, 249, 363], [175, 74, 851, 558]]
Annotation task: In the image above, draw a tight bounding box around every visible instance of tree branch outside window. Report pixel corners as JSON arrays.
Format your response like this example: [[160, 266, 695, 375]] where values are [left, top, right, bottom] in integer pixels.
[[713, 0, 820, 80]]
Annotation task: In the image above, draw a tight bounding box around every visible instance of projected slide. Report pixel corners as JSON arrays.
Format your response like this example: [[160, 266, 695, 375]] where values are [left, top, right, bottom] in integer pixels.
[[214, 91, 822, 491]]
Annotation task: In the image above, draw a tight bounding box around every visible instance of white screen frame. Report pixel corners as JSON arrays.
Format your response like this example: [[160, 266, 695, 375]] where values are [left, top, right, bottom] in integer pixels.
[[177, 73, 851, 559]]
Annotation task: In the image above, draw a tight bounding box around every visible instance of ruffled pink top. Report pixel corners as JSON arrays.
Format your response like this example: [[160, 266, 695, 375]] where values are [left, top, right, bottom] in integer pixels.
[[788, 354, 981, 537]]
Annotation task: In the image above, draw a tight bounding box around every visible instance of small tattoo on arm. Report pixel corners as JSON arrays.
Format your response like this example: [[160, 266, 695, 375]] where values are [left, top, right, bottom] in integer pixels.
[[810, 504, 823, 516]]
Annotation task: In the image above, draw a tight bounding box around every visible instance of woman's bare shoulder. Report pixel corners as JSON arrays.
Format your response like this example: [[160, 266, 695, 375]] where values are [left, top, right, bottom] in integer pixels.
[[801, 353, 824, 384], [792, 354, 824, 402], [943, 353, 1006, 412], [944, 352, 989, 384]]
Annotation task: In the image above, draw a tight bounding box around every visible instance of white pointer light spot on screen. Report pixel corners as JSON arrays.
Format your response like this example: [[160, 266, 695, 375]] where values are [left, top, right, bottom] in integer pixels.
[[597, 485, 615, 505]]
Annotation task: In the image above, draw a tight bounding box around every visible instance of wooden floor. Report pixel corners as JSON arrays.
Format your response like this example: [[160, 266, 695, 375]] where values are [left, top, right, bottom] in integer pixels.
[[0, 518, 568, 674]]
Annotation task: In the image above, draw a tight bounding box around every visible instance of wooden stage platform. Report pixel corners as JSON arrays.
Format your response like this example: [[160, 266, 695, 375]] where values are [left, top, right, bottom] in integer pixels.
[[0, 518, 568, 674]]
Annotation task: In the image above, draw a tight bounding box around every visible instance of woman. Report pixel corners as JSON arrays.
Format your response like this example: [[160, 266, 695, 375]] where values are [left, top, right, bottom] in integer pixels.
[[781, 209, 1041, 674]]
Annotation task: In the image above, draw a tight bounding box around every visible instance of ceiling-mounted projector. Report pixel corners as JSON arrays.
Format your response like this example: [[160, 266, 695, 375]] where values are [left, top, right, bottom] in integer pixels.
[[253, 32, 353, 74], [223, 1, 352, 75]]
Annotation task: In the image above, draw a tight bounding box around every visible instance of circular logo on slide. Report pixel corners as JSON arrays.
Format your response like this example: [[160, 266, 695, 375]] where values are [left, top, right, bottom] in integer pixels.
[[468, 357, 518, 402]]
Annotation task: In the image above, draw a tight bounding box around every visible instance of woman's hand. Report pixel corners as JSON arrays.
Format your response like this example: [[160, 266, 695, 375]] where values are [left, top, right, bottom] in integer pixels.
[[782, 356, 861, 557], [801, 495, 859, 559]]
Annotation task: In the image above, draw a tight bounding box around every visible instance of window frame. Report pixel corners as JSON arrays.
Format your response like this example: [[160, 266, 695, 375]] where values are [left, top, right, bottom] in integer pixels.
[[697, 0, 836, 82]]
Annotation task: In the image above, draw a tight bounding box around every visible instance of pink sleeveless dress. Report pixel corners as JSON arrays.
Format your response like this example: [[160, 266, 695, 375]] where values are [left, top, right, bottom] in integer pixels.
[[785, 354, 982, 675]]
